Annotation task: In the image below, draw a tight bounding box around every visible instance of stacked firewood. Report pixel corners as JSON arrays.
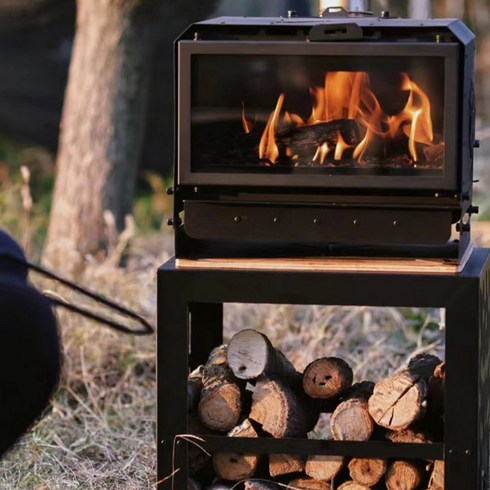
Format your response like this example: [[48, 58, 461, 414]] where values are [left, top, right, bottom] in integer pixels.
[[187, 329, 445, 490]]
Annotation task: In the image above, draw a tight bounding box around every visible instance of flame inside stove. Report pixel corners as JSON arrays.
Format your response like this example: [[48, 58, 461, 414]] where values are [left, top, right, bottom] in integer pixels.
[[249, 71, 441, 166]]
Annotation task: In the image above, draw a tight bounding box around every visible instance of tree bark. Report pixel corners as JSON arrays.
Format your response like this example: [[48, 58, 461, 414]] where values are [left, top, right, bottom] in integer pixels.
[[43, 0, 160, 272], [198, 345, 243, 432], [249, 374, 319, 438]]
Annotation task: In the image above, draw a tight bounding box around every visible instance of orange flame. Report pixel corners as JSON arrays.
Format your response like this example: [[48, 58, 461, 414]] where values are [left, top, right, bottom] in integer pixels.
[[259, 93, 285, 164], [249, 70, 440, 166], [241, 100, 254, 134]]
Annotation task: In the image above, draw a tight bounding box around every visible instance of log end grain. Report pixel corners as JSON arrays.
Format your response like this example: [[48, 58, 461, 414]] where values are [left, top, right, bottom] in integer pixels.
[[269, 453, 304, 477], [198, 383, 242, 432], [227, 329, 270, 380], [303, 357, 353, 399], [368, 371, 427, 430], [305, 454, 344, 481], [348, 457, 386, 486], [331, 398, 374, 441]]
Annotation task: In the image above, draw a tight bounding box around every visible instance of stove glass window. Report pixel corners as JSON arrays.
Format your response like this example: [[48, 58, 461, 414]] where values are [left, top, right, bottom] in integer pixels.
[[190, 54, 445, 177]]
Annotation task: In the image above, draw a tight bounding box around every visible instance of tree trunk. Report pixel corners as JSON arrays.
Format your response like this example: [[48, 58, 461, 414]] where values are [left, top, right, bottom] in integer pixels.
[[43, 0, 158, 272]]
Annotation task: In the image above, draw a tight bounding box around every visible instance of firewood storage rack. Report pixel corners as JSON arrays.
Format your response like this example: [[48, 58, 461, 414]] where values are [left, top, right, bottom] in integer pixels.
[[157, 249, 490, 489]]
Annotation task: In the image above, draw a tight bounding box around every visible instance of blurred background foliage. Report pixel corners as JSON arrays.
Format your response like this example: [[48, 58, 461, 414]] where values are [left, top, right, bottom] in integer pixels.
[[0, 0, 489, 250]]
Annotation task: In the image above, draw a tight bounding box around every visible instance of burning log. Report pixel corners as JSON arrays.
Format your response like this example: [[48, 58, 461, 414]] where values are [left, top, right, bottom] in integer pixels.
[[305, 454, 344, 481], [212, 419, 259, 481], [428, 460, 444, 489], [348, 458, 387, 486], [276, 119, 360, 156], [268, 453, 304, 477], [249, 374, 319, 438], [227, 329, 297, 381], [302, 357, 353, 400], [188, 365, 204, 414], [330, 382, 375, 441], [288, 477, 331, 489], [199, 345, 243, 432], [368, 354, 442, 430], [385, 460, 427, 490], [337, 482, 371, 490]]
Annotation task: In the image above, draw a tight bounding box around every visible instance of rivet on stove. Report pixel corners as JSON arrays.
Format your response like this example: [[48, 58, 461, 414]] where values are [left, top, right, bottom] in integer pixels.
[[465, 449, 472, 455], [313, 218, 320, 225], [353, 219, 359, 225], [273, 217, 281, 224], [393, 220, 399, 226], [234, 216, 241, 223]]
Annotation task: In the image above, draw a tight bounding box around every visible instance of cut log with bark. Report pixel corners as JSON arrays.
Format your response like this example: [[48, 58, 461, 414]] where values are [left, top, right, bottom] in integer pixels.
[[303, 357, 353, 400], [249, 374, 319, 438], [188, 365, 204, 414], [288, 477, 331, 489], [277, 119, 360, 155], [428, 459, 444, 489], [348, 458, 387, 486], [212, 419, 259, 481], [227, 330, 297, 381], [331, 398, 374, 441], [385, 460, 427, 490], [337, 481, 371, 490], [368, 354, 442, 431], [199, 345, 243, 432], [269, 453, 304, 477], [305, 454, 344, 481]]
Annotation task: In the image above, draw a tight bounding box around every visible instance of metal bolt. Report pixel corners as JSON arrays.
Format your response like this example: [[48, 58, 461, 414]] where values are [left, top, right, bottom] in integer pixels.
[[353, 219, 359, 225], [234, 216, 241, 223], [176, 440, 182, 446], [193, 187, 199, 193], [466, 449, 472, 455], [313, 218, 320, 225], [448, 449, 454, 455], [434, 192, 440, 198], [273, 217, 281, 224], [393, 220, 399, 226]]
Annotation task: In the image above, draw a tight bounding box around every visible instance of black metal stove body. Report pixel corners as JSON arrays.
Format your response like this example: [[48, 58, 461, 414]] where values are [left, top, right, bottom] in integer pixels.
[[172, 15, 476, 261]]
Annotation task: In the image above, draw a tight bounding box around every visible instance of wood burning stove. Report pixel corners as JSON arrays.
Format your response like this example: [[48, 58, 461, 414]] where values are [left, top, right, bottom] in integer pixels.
[[170, 13, 477, 263]]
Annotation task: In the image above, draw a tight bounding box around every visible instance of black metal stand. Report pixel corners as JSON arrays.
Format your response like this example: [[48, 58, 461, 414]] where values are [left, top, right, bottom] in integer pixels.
[[157, 249, 490, 489]]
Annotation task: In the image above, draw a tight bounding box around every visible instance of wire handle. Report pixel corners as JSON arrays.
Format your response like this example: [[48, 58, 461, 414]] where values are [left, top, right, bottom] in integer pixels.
[[2, 252, 154, 336]]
